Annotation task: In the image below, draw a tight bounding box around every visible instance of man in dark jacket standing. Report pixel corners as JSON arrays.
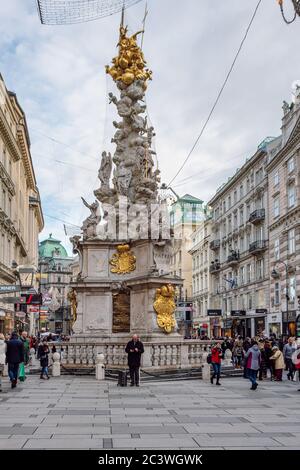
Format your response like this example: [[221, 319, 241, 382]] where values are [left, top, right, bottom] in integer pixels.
[[125, 334, 144, 387], [6, 332, 24, 388]]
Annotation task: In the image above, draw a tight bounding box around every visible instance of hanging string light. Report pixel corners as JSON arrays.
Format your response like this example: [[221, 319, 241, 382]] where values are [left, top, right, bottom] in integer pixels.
[[278, 0, 300, 24]]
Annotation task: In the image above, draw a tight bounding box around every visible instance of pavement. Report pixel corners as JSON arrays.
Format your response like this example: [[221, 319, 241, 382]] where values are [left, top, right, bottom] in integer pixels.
[[0, 373, 300, 450]]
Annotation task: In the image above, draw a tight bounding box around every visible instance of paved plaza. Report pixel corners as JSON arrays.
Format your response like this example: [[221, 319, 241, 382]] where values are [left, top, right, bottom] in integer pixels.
[[0, 375, 300, 450]]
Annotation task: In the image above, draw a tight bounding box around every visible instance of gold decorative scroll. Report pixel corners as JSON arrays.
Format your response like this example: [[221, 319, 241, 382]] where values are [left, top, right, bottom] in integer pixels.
[[106, 26, 152, 86], [109, 244, 136, 274], [153, 284, 176, 334]]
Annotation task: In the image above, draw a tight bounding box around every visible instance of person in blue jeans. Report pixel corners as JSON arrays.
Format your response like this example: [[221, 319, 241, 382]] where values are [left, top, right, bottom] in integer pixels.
[[244, 340, 261, 390], [210, 342, 223, 385], [37, 341, 50, 380]]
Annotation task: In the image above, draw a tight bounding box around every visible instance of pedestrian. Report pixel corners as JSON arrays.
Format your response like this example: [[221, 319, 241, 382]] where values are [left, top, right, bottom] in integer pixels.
[[270, 346, 285, 381], [20, 331, 30, 365], [0, 333, 7, 392], [37, 341, 50, 380], [264, 340, 274, 380], [125, 334, 144, 387], [5, 332, 24, 389], [244, 340, 261, 390], [258, 339, 268, 381], [233, 337, 244, 369], [283, 337, 296, 381], [210, 342, 222, 386]]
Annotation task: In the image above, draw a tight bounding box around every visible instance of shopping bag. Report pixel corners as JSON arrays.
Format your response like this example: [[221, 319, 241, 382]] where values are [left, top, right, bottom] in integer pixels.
[[18, 362, 26, 382]]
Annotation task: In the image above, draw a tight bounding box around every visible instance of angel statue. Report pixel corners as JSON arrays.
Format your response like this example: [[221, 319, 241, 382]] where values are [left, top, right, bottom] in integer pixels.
[[81, 198, 101, 240], [98, 151, 112, 189]]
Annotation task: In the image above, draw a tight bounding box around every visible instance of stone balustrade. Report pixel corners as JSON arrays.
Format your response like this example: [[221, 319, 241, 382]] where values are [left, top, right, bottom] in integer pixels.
[[50, 340, 215, 370]]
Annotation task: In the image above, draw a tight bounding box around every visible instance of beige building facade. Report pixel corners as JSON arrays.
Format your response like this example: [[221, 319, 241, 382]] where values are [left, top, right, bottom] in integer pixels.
[[208, 144, 270, 338], [0, 74, 44, 334], [267, 89, 300, 338], [189, 218, 212, 337]]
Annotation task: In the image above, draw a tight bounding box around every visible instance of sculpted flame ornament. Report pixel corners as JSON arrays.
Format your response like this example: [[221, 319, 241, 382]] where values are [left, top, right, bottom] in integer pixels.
[[110, 244, 136, 274], [153, 284, 177, 334], [106, 26, 152, 85]]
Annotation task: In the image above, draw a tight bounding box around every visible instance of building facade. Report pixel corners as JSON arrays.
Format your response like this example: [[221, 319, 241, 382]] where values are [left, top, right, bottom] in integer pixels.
[[170, 194, 206, 336], [189, 218, 212, 337], [38, 235, 74, 335], [267, 88, 300, 338], [0, 74, 44, 334], [208, 144, 271, 338]]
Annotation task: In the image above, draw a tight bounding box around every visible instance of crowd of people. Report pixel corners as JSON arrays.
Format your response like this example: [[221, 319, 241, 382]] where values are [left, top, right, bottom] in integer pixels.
[[0, 330, 69, 390], [209, 335, 300, 391]]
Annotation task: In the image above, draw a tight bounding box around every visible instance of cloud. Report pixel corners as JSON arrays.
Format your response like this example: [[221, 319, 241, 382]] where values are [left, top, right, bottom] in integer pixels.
[[0, 0, 299, 254]]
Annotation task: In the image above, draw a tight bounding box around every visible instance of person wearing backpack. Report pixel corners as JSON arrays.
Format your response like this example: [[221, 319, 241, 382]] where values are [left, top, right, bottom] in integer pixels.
[[37, 341, 50, 380], [210, 342, 222, 386]]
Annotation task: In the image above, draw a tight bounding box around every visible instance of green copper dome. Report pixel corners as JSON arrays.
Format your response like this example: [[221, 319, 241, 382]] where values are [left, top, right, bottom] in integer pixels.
[[39, 233, 68, 259]]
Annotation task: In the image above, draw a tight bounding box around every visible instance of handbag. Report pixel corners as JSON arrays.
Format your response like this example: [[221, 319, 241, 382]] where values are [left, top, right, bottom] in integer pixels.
[[206, 353, 212, 364], [18, 362, 26, 382]]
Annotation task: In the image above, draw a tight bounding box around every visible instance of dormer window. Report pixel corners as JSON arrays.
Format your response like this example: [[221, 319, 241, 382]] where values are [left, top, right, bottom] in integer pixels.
[[287, 156, 295, 174]]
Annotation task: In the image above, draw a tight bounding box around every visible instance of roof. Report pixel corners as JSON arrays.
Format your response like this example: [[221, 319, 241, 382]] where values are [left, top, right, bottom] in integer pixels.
[[39, 234, 68, 258]]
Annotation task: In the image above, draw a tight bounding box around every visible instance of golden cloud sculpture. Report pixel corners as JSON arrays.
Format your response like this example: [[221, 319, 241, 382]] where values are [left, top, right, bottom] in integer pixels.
[[106, 26, 152, 86], [153, 284, 177, 334], [109, 244, 136, 274]]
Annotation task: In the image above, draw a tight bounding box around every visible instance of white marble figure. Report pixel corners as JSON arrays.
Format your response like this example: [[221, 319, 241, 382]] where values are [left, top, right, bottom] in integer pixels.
[[98, 151, 112, 189], [81, 198, 101, 240]]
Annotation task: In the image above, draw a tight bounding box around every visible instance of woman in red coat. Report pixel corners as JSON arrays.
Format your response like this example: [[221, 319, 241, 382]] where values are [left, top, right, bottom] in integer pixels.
[[210, 342, 223, 386]]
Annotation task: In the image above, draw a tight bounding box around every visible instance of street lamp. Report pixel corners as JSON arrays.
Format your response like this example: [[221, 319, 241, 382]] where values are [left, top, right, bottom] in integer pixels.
[[278, 0, 300, 24], [271, 260, 289, 337]]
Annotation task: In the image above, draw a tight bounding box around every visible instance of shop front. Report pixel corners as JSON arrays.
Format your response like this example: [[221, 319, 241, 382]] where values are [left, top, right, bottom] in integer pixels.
[[207, 310, 222, 338], [282, 311, 297, 338], [0, 309, 15, 335], [230, 310, 247, 338], [267, 312, 282, 338]]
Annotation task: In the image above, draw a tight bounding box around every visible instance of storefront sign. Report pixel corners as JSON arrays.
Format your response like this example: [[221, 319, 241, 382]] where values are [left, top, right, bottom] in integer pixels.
[[207, 309, 222, 316], [0, 285, 21, 293], [231, 310, 246, 317], [282, 311, 297, 322], [256, 309, 268, 314]]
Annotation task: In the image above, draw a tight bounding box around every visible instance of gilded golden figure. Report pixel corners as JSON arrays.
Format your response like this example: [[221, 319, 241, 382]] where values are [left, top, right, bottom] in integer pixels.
[[106, 25, 152, 85], [109, 244, 136, 274], [153, 284, 177, 334], [67, 288, 78, 325]]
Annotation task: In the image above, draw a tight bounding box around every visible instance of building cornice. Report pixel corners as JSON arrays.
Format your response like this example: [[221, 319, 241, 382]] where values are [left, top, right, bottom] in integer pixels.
[[0, 105, 22, 162], [269, 206, 300, 231], [267, 116, 300, 172]]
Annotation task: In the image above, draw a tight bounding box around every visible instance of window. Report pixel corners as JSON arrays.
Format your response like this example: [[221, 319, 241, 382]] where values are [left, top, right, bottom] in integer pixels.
[[240, 184, 244, 198], [256, 259, 264, 280], [228, 196, 231, 209], [288, 185, 296, 208], [240, 236, 244, 253], [274, 171, 279, 186], [239, 266, 245, 285], [274, 282, 280, 305], [247, 264, 252, 282], [234, 190, 237, 204], [274, 238, 280, 261], [234, 212, 238, 228], [288, 229, 295, 254], [274, 197, 280, 218], [223, 201, 226, 213], [247, 292, 253, 310], [287, 156, 295, 174], [1, 189, 6, 213], [239, 208, 244, 225], [289, 276, 296, 302]]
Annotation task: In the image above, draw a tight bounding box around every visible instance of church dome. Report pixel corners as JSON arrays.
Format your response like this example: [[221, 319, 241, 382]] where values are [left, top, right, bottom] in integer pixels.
[[39, 233, 68, 259]]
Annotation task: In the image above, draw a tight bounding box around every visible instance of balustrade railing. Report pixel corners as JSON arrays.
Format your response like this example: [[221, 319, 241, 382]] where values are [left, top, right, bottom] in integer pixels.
[[50, 340, 215, 369]]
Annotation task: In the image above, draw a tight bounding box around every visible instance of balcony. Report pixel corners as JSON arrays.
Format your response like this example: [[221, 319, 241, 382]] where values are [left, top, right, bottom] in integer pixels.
[[227, 251, 240, 266], [249, 209, 265, 224], [249, 240, 267, 255], [210, 262, 221, 274], [210, 239, 220, 250]]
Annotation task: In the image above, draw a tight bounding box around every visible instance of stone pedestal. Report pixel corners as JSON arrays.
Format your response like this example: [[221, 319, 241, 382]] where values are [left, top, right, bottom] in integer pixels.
[[95, 353, 105, 380], [71, 239, 182, 344], [52, 352, 61, 377], [202, 363, 211, 382]]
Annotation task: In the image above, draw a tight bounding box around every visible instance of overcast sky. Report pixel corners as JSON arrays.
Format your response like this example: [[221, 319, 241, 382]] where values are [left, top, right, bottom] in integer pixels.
[[0, 0, 299, 254]]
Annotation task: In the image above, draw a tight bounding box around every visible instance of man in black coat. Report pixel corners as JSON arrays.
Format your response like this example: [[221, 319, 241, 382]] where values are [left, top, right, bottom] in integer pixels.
[[6, 332, 24, 388], [125, 334, 144, 387]]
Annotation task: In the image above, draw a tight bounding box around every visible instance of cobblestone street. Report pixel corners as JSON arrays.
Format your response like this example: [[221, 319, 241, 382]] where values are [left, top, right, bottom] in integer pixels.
[[0, 375, 300, 450]]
